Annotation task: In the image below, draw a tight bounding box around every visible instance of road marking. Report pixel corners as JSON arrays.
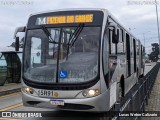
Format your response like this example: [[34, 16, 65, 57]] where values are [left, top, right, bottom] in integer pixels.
[[0, 103, 23, 112], [0, 92, 21, 99]]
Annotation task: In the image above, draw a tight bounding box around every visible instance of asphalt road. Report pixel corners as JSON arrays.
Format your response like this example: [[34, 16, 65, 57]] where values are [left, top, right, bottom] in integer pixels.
[[0, 62, 157, 120]]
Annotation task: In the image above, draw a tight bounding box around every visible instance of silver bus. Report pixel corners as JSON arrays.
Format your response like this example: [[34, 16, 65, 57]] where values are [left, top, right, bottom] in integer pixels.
[[14, 8, 144, 112]]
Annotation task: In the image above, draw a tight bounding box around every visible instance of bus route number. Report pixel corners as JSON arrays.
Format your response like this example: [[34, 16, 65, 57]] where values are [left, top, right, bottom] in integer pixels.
[[38, 90, 53, 97]]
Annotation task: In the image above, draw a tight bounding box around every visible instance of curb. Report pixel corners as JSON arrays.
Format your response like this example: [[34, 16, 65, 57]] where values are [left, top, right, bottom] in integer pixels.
[[0, 88, 21, 96]]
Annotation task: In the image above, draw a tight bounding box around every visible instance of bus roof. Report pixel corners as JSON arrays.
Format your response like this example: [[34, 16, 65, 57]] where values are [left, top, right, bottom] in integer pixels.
[[29, 8, 108, 17]]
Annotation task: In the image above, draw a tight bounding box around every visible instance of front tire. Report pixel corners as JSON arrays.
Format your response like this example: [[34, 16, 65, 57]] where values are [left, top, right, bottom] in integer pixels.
[[117, 83, 124, 102]]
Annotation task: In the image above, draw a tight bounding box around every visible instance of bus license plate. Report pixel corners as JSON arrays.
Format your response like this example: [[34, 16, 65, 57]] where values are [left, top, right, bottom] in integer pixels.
[[50, 100, 64, 106]]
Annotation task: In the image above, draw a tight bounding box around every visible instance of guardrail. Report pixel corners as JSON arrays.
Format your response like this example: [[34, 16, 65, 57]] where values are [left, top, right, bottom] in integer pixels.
[[113, 63, 160, 120]]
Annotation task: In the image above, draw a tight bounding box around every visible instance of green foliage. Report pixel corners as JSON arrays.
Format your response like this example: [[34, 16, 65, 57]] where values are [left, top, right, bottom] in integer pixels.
[[148, 43, 159, 62]]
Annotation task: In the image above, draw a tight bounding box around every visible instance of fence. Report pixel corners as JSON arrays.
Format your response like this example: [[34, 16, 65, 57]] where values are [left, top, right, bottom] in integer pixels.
[[114, 63, 160, 120]]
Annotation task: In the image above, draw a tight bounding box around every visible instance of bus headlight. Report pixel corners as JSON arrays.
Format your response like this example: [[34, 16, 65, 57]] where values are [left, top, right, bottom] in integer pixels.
[[82, 89, 100, 97], [22, 87, 34, 94], [88, 90, 96, 96]]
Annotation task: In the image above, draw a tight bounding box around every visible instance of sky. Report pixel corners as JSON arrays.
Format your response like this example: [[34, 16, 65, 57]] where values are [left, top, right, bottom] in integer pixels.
[[0, 0, 160, 54]]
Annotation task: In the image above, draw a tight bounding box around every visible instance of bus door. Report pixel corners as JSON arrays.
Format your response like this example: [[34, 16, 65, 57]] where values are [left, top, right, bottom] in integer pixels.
[[108, 28, 118, 82], [108, 26, 118, 108]]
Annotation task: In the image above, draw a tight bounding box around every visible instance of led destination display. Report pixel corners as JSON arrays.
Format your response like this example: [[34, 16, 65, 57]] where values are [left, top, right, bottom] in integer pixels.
[[36, 14, 93, 25]]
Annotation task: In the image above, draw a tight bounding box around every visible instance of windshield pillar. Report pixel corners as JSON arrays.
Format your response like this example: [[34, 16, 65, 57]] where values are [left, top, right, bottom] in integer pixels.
[[56, 28, 63, 83]]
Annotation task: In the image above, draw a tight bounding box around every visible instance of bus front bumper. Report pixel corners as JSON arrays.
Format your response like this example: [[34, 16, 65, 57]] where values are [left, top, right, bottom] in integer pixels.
[[21, 90, 110, 112]]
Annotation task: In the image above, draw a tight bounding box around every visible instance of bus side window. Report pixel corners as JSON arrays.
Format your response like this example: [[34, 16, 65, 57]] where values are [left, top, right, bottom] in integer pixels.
[[126, 33, 131, 76], [143, 46, 145, 56], [141, 45, 143, 65], [130, 37, 133, 57], [136, 41, 139, 55], [109, 29, 116, 54], [133, 38, 137, 72], [130, 37, 134, 74], [117, 29, 124, 54]]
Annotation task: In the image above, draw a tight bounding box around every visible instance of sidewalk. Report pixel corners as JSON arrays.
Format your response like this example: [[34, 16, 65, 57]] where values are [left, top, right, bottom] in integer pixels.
[[0, 83, 21, 96], [143, 68, 160, 120]]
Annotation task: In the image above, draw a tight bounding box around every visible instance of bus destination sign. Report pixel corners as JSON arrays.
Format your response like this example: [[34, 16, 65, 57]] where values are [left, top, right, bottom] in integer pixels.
[[36, 14, 93, 25]]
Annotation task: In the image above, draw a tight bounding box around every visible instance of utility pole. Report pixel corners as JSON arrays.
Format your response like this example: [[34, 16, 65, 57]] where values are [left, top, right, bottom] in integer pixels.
[[143, 33, 145, 47], [142, 31, 150, 47], [155, 0, 160, 55]]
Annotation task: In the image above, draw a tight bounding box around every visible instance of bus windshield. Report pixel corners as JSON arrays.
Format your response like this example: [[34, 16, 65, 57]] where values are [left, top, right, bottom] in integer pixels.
[[24, 26, 100, 84]]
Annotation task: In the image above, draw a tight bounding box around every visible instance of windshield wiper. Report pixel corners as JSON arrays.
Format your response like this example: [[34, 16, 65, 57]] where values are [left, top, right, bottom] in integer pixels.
[[66, 23, 84, 60], [68, 23, 84, 46], [40, 25, 58, 44]]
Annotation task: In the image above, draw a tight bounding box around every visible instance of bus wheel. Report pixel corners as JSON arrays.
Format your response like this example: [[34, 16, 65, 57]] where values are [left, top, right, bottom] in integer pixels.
[[117, 79, 124, 102], [118, 87, 123, 102], [117, 84, 123, 102]]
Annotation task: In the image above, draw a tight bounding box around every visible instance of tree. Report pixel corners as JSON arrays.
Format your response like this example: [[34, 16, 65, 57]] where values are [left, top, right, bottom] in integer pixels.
[[9, 37, 24, 48], [148, 43, 159, 62]]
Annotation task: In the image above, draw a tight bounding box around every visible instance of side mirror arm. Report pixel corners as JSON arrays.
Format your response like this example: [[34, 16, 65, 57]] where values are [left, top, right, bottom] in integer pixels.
[[14, 26, 26, 39], [14, 26, 26, 51]]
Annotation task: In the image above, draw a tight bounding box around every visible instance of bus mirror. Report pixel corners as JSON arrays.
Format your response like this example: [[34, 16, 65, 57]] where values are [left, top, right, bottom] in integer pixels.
[[15, 37, 19, 51], [14, 26, 26, 39]]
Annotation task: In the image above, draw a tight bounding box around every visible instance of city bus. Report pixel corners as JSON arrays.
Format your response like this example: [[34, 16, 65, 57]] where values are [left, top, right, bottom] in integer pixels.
[[14, 8, 144, 112]]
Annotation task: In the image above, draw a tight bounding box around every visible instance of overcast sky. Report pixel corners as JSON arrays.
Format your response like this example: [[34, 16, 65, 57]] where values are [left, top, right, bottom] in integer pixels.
[[0, 0, 159, 53]]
